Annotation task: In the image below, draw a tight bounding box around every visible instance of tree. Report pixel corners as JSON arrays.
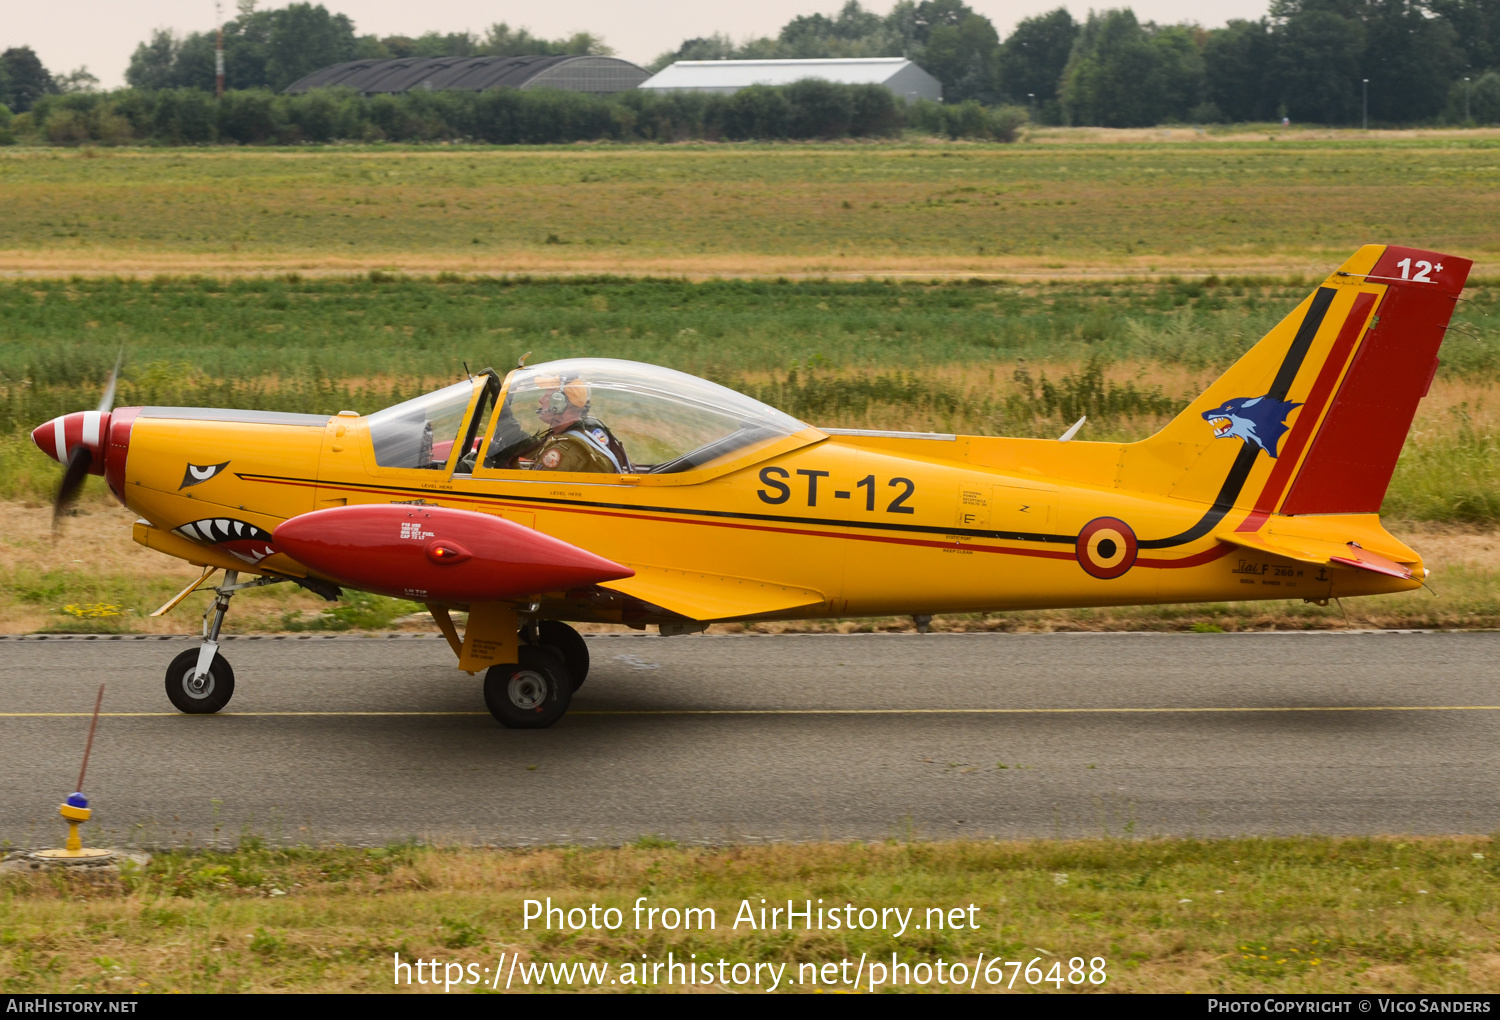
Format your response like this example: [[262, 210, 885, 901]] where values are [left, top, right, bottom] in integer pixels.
[[1429, 0, 1500, 75], [998, 8, 1078, 115], [122, 2, 369, 93], [1203, 20, 1278, 122], [56, 67, 100, 94], [782, 1, 884, 46], [1361, 0, 1463, 122], [1061, 10, 1169, 127], [1152, 25, 1208, 120], [1272, 8, 1365, 123], [921, 14, 1001, 103], [779, 2, 901, 57], [1, 47, 56, 112], [1466, 69, 1500, 121], [650, 3, 898, 69], [910, 0, 976, 45], [222, 6, 273, 90], [378, 33, 480, 59], [126, 30, 180, 91], [482, 23, 611, 58], [264, 3, 357, 91]]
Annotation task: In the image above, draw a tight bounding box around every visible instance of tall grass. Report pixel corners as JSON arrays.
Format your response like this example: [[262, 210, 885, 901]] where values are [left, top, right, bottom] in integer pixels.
[[1386, 406, 1500, 526]]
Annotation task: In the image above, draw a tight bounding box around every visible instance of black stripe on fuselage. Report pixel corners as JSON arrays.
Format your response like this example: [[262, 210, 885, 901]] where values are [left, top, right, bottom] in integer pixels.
[[238, 472, 1078, 544], [1137, 286, 1336, 550]]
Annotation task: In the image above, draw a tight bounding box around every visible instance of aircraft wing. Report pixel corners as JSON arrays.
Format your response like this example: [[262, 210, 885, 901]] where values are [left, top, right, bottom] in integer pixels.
[[1220, 532, 1416, 580], [600, 566, 827, 622]]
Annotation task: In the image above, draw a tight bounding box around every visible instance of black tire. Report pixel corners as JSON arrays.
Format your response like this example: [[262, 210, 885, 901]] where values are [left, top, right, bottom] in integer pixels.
[[484, 646, 572, 729], [538, 620, 589, 691], [165, 647, 235, 714]]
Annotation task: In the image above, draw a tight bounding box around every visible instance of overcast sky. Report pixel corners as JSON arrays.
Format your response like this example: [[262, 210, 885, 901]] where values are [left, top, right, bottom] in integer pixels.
[[9, 1, 1272, 89]]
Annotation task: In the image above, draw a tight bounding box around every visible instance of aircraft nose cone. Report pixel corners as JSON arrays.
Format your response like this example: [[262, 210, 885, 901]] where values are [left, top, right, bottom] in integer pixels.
[[31, 415, 70, 463], [31, 411, 111, 468]]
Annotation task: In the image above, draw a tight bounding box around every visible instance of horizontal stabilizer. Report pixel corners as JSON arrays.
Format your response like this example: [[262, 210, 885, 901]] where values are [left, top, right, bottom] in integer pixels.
[[601, 566, 825, 621], [1221, 532, 1415, 580]]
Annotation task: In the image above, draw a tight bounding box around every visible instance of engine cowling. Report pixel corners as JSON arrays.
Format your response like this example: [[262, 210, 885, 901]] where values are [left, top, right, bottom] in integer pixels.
[[272, 504, 633, 603]]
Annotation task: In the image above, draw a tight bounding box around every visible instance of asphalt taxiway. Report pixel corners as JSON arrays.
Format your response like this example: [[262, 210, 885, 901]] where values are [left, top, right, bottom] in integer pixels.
[[1, 631, 1496, 846]]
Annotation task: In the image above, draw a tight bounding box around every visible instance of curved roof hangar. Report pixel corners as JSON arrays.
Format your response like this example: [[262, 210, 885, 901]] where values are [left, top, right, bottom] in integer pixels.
[[282, 55, 649, 95]]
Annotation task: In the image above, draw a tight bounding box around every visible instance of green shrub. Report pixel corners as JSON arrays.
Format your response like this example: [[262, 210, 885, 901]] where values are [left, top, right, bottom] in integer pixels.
[[907, 98, 1027, 140], [16, 83, 1023, 147]]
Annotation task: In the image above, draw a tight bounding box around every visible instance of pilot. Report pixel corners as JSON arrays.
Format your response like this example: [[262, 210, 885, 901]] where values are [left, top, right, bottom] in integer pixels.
[[520, 376, 631, 474]]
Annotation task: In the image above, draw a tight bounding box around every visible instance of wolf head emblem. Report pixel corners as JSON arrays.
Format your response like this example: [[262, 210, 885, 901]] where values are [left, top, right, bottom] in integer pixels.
[[1202, 395, 1301, 458]]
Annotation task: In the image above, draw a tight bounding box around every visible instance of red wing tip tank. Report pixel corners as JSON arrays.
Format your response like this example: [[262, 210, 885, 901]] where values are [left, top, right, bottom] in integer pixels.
[[272, 504, 634, 603]]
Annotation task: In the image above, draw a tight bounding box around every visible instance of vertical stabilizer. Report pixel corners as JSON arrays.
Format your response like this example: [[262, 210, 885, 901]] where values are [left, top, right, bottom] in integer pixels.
[[1119, 245, 1470, 530]]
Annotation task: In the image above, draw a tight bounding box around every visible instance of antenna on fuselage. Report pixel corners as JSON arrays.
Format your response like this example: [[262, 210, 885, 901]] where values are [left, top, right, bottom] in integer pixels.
[[517, 351, 533, 369], [463, 361, 472, 381]]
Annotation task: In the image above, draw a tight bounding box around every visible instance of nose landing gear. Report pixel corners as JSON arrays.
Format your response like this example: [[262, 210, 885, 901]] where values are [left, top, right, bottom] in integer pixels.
[[163, 569, 286, 714]]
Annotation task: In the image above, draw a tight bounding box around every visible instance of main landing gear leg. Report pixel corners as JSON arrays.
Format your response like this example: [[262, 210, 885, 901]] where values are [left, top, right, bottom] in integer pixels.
[[164, 570, 285, 715], [429, 605, 579, 729]]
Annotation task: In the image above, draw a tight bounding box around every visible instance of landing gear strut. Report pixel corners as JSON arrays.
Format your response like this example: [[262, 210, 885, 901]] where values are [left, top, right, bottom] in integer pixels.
[[429, 606, 588, 729], [163, 569, 285, 715]]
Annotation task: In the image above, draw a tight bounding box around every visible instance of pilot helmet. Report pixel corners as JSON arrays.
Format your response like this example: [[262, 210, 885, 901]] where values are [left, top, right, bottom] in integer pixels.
[[534, 375, 590, 416]]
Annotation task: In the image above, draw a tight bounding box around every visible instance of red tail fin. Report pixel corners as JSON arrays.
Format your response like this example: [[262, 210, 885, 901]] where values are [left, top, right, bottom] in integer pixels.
[[1278, 245, 1470, 515]]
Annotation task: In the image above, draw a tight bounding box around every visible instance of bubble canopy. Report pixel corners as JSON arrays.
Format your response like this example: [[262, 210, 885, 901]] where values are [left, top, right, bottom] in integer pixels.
[[492, 358, 811, 474]]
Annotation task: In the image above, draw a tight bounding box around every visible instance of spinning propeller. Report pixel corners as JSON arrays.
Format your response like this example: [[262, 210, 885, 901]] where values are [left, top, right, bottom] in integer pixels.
[[42, 352, 121, 530]]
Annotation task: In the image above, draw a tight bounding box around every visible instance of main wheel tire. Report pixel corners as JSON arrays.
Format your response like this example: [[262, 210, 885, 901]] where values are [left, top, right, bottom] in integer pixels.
[[484, 645, 572, 729], [164, 647, 236, 714], [538, 620, 589, 691]]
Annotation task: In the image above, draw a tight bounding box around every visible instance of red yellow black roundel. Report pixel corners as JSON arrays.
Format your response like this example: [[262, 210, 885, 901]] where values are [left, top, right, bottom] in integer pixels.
[[1076, 517, 1138, 579]]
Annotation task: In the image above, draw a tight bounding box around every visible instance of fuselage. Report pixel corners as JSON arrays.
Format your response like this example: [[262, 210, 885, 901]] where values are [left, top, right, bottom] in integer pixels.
[[107, 394, 1419, 626]]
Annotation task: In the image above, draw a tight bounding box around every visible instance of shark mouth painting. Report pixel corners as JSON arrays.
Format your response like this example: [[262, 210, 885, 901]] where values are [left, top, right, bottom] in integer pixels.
[[173, 518, 278, 564]]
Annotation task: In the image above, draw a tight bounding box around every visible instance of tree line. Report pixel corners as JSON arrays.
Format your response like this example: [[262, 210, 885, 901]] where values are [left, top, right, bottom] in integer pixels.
[[2, 0, 1499, 130], [661, 0, 1500, 126], [5, 82, 1024, 147]]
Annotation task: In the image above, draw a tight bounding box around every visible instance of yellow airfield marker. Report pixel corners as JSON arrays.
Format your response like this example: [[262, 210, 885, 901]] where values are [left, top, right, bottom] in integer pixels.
[[32, 684, 116, 864]]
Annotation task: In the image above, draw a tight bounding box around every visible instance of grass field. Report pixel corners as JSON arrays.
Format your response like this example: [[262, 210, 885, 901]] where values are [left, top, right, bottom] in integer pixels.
[[2, 136, 1500, 277], [3, 837, 1497, 993]]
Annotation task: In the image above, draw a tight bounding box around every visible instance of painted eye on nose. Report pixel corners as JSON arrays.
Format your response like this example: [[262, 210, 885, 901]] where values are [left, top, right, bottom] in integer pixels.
[[180, 461, 230, 489]]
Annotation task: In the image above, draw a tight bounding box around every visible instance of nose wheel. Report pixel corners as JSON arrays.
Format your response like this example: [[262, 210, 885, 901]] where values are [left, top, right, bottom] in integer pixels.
[[161, 569, 285, 715], [165, 647, 236, 713]]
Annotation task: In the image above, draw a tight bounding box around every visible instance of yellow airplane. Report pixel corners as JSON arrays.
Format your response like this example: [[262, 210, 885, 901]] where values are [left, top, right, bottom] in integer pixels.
[[33, 244, 1468, 728]]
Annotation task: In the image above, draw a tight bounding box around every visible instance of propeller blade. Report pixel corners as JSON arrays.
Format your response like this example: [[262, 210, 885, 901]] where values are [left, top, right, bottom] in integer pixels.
[[97, 350, 122, 414], [53, 445, 93, 529]]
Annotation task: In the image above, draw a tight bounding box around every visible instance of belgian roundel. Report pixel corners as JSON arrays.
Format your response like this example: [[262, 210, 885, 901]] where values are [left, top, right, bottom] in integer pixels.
[[1076, 517, 1138, 580]]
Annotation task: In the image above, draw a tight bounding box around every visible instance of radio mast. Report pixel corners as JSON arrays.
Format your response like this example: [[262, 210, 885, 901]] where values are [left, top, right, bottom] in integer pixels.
[[215, 0, 225, 98]]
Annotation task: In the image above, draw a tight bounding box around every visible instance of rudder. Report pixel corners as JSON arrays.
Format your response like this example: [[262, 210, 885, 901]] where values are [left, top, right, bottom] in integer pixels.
[[1278, 246, 1470, 514]]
